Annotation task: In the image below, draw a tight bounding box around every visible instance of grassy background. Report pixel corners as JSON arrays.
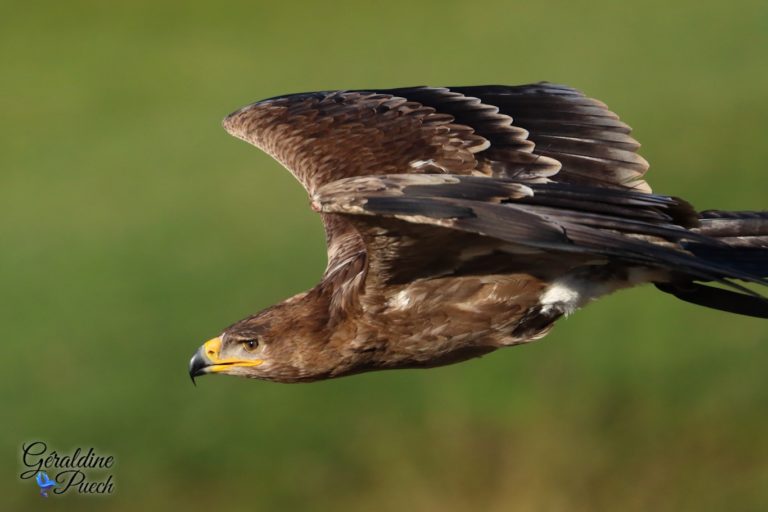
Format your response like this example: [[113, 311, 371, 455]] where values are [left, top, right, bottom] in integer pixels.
[[2, 0, 768, 510]]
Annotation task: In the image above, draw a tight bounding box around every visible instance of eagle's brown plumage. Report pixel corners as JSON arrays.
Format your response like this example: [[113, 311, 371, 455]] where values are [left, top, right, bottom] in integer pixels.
[[189, 83, 768, 384]]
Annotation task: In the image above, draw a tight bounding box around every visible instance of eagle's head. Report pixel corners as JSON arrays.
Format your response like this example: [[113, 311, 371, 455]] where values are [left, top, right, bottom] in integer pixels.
[[188, 291, 336, 383]]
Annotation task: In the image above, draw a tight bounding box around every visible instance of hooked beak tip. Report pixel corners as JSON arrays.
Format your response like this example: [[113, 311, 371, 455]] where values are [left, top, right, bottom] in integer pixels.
[[188, 346, 210, 385]]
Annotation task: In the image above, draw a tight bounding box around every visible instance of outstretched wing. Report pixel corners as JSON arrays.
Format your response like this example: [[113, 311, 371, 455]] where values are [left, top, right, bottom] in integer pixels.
[[222, 83, 651, 287], [314, 173, 768, 318], [314, 174, 766, 284], [223, 83, 649, 194]]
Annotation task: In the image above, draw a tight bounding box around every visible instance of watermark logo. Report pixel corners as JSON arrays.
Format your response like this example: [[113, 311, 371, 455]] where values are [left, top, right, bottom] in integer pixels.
[[20, 441, 115, 497], [35, 471, 57, 497]]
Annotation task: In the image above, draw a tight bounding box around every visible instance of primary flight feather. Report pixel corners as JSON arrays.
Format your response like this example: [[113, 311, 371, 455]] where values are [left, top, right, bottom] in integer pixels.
[[189, 83, 768, 384]]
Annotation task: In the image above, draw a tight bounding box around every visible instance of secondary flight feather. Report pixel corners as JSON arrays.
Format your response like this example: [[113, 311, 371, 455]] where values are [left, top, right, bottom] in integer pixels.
[[189, 83, 768, 383]]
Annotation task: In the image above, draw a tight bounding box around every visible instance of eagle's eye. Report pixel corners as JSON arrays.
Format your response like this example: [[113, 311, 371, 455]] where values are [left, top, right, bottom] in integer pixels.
[[242, 339, 260, 353]]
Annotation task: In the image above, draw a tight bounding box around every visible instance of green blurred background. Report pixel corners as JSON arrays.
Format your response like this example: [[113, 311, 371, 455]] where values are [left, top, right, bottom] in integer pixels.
[[3, 0, 768, 510]]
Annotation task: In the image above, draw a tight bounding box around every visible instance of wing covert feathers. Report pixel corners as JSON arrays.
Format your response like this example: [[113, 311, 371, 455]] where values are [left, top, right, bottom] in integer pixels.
[[223, 91, 489, 196]]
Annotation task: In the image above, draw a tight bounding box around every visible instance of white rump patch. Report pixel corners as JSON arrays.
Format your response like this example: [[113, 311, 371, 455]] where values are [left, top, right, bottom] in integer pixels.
[[540, 280, 584, 312], [539, 268, 661, 316]]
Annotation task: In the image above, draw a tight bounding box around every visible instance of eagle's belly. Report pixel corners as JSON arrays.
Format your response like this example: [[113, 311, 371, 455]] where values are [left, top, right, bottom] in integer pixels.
[[356, 274, 551, 370]]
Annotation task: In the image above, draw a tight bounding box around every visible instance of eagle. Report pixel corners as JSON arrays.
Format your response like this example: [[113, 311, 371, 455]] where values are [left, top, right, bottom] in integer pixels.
[[189, 83, 768, 384]]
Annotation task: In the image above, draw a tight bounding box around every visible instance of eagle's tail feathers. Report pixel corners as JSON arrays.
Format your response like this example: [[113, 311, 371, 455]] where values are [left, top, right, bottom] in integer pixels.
[[688, 210, 768, 276], [655, 210, 768, 318], [655, 282, 768, 318]]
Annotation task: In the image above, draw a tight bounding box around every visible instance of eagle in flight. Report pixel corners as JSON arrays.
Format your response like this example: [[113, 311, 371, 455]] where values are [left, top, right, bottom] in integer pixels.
[[189, 83, 768, 384]]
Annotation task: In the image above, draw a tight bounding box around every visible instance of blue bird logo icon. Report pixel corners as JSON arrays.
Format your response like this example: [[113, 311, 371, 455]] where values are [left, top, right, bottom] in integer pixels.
[[35, 471, 56, 497]]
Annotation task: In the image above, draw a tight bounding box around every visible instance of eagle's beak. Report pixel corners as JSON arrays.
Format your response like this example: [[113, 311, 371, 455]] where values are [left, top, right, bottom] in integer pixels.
[[188, 336, 264, 384], [188, 337, 219, 384]]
